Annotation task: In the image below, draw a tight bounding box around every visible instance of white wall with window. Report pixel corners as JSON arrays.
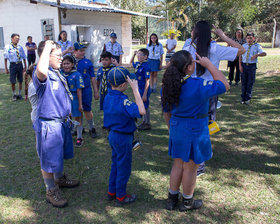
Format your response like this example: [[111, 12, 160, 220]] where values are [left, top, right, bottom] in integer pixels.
[[0, 0, 59, 69]]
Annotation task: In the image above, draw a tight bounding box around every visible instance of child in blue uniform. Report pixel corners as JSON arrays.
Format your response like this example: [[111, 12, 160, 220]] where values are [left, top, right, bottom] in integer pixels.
[[96, 51, 118, 111], [161, 51, 230, 211], [62, 55, 85, 147], [146, 33, 164, 93], [239, 32, 266, 104], [130, 48, 151, 130], [73, 42, 99, 138], [34, 40, 80, 208], [104, 66, 145, 206]]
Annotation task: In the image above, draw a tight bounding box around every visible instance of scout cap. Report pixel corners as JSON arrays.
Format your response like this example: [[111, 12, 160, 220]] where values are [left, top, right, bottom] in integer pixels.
[[74, 42, 86, 50], [110, 33, 117, 38], [108, 66, 136, 86]]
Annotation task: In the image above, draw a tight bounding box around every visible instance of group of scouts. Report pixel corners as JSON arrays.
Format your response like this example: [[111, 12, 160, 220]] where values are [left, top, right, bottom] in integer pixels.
[[3, 20, 266, 211]]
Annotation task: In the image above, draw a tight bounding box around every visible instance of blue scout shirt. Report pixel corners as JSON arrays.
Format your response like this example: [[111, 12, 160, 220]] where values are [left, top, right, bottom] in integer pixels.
[[169, 77, 226, 117], [4, 43, 27, 63], [103, 89, 141, 133], [76, 57, 95, 88], [132, 61, 150, 91], [97, 65, 115, 94], [241, 43, 264, 64], [62, 70, 84, 94], [146, 43, 164, 60], [183, 41, 238, 81], [58, 40, 73, 56], [105, 41, 123, 56], [182, 38, 192, 50], [33, 67, 71, 119]]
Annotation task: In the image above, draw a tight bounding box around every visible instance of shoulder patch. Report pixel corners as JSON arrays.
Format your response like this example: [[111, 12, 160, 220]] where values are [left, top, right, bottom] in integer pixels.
[[203, 80, 207, 86], [123, 99, 133, 106]]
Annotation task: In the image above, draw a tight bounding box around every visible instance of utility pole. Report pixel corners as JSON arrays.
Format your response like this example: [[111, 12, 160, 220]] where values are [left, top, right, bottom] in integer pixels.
[[272, 18, 277, 48]]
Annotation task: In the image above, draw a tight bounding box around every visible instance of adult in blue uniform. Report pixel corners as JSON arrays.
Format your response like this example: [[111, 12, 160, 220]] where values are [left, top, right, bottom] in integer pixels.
[[73, 42, 99, 138], [33, 40, 80, 208], [4, 33, 27, 101], [130, 48, 152, 130], [161, 51, 230, 211], [104, 67, 145, 206], [105, 33, 123, 64]]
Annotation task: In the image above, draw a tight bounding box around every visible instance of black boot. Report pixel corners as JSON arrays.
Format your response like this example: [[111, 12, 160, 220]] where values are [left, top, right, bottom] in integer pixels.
[[166, 192, 180, 210], [89, 128, 97, 138], [179, 197, 203, 212]]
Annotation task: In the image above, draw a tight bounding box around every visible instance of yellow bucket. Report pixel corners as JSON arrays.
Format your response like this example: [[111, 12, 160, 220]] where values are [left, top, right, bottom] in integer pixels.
[[208, 120, 220, 135]]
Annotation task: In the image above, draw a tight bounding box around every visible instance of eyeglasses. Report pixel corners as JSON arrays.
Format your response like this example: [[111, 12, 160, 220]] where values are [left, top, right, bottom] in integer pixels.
[[50, 54, 63, 59]]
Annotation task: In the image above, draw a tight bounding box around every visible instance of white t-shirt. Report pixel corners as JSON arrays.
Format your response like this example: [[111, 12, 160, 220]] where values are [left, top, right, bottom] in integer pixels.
[[28, 81, 38, 122], [166, 39, 177, 52], [184, 42, 238, 80]]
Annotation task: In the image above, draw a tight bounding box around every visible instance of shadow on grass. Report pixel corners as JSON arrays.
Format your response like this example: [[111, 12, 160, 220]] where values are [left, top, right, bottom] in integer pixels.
[[0, 71, 279, 223]]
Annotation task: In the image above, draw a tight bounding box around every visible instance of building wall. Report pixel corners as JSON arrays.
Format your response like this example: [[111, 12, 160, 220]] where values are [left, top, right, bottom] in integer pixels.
[[61, 10, 132, 66], [0, 0, 60, 69]]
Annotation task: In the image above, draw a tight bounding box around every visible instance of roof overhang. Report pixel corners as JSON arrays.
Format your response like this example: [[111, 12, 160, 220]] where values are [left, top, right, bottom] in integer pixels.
[[35, 0, 163, 18]]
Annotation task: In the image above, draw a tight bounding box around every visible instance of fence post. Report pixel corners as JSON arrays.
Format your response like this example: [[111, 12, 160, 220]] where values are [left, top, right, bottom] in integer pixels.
[[272, 18, 277, 48]]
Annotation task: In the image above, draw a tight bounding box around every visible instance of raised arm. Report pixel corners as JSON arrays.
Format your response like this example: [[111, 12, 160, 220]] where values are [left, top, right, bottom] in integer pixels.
[[36, 40, 54, 81], [212, 25, 246, 57], [127, 77, 146, 115], [195, 53, 230, 91], [129, 50, 137, 67]]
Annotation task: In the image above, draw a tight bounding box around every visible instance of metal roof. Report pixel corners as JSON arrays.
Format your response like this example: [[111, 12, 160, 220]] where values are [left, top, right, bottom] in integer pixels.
[[36, 0, 162, 18]]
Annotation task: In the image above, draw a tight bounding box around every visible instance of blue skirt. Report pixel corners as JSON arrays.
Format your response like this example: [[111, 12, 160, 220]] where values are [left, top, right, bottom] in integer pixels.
[[168, 116, 212, 164], [148, 59, 161, 72]]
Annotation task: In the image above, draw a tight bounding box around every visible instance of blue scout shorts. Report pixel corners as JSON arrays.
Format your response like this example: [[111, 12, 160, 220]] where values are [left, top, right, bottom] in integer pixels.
[[34, 118, 74, 173], [148, 59, 161, 72], [10, 62, 23, 84], [82, 86, 92, 112], [71, 93, 81, 117]]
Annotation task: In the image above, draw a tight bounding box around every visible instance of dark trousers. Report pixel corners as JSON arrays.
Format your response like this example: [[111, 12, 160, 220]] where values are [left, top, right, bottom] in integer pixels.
[[241, 63, 256, 101], [208, 96, 218, 121], [27, 54, 36, 67], [228, 60, 240, 83]]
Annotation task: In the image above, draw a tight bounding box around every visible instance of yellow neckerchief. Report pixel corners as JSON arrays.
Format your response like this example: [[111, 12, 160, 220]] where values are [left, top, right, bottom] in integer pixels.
[[62, 69, 77, 77], [246, 43, 255, 62], [135, 60, 148, 74], [101, 65, 114, 94], [11, 42, 20, 60], [181, 75, 191, 83]]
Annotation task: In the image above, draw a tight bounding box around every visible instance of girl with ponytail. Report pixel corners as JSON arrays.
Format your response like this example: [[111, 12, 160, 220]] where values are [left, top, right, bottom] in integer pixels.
[[161, 50, 230, 212]]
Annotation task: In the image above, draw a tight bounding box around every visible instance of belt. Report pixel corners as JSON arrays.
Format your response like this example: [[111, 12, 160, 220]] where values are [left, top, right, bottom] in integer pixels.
[[173, 114, 208, 119], [39, 117, 68, 123], [110, 129, 133, 135], [243, 63, 256, 66], [10, 61, 22, 65]]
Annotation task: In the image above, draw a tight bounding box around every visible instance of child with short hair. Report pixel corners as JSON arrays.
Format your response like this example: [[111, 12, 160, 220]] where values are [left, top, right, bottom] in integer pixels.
[[104, 66, 145, 206], [73, 42, 99, 138], [96, 51, 118, 111], [130, 48, 152, 130], [61, 55, 85, 147], [239, 32, 266, 104]]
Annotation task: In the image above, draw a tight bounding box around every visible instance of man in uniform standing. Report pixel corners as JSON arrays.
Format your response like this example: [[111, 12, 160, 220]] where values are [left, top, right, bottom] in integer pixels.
[[4, 33, 27, 101]]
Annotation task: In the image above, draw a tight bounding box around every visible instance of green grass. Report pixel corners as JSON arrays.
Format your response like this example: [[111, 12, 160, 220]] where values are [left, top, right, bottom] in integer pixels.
[[0, 47, 280, 223]]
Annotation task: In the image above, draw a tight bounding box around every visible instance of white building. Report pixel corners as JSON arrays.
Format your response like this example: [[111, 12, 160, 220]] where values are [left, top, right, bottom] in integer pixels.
[[0, 0, 160, 68]]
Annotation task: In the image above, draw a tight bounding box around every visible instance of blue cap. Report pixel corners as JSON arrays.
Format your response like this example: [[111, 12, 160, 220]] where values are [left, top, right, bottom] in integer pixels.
[[74, 42, 86, 50], [108, 66, 136, 86], [110, 32, 117, 38]]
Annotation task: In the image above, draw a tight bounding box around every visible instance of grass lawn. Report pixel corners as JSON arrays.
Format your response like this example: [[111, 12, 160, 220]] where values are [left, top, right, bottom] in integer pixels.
[[0, 43, 279, 223]]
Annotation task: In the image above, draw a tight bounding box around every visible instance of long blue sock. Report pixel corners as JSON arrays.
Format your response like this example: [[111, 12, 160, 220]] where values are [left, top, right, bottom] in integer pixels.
[[44, 178, 56, 190]]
